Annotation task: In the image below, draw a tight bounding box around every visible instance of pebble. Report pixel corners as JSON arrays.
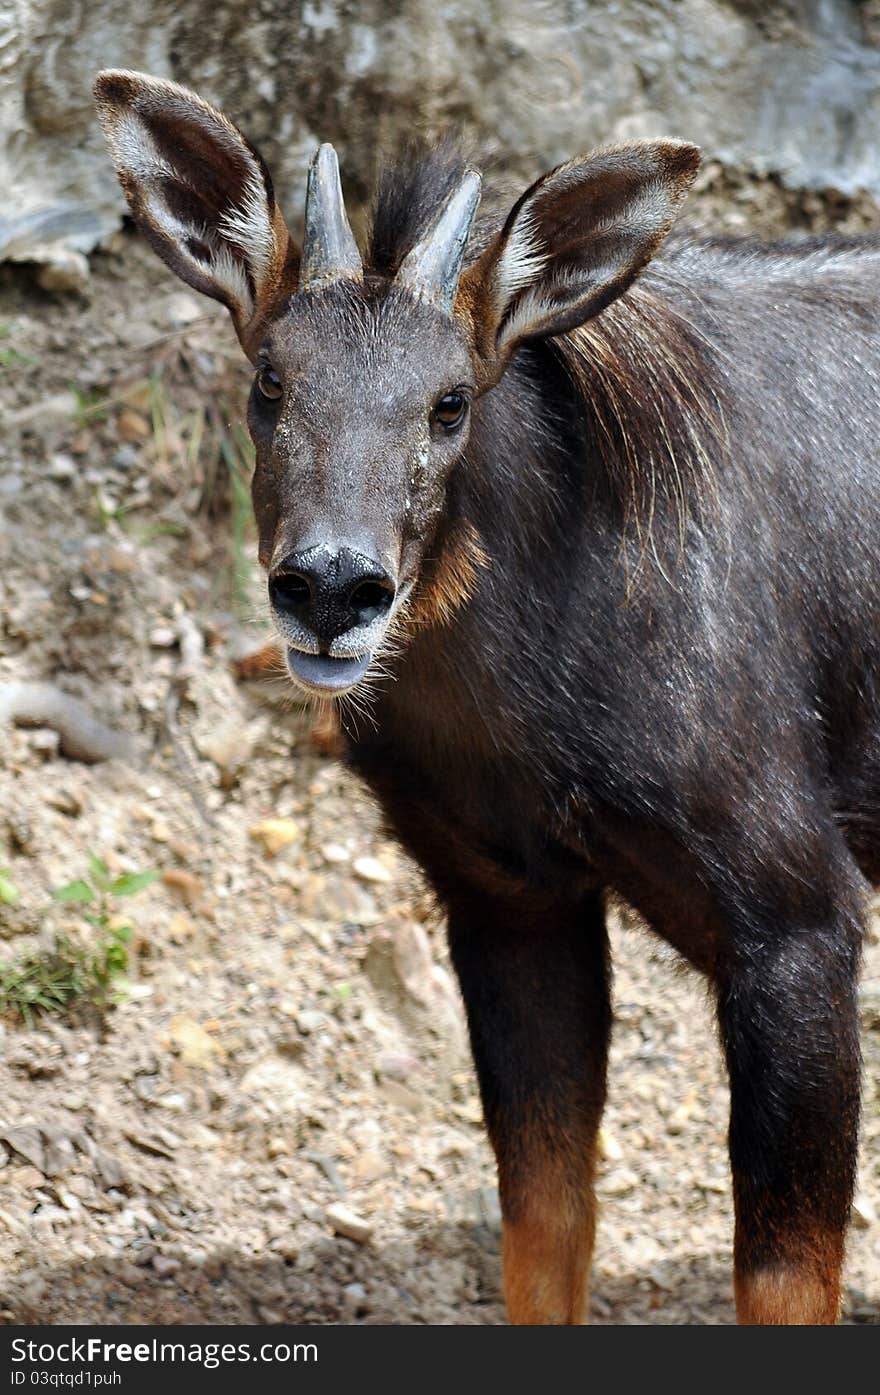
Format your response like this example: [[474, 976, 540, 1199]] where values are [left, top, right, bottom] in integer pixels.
[[250, 818, 300, 856], [28, 728, 60, 757], [351, 1151, 386, 1184], [167, 1015, 225, 1069], [111, 445, 139, 472], [378, 1053, 420, 1081], [117, 409, 150, 442], [320, 842, 350, 864], [34, 249, 90, 294], [0, 1126, 45, 1172], [151, 1254, 181, 1277], [600, 1167, 639, 1196], [598, 1127, 624, 1162], [353, 856, 393, 884], [48, 453, 76, 481], [295, 1010, 326, 1036], [165, 292, 203, 326], [298, 873, 378, 923], [161, 869, 204, 905], [852, 1192, 877, 1229], [199, 721, 254, 787], [258, 1306, 285, 1325], [382, 1080, 425, 1115], [326, 1203, 372, 1244], [46, 786, 84, 816]]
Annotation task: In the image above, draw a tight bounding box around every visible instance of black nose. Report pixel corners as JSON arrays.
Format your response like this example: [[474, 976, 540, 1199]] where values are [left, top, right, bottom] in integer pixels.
[[269, 545, 396, 647]]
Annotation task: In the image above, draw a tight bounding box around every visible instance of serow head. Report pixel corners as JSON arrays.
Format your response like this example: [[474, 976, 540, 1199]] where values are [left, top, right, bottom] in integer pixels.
[[95, 70, 699, 698]]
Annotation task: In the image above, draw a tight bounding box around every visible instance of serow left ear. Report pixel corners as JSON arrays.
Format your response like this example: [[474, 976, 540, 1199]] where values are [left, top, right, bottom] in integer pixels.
[[458, 140, 700, 388], [94, 69, 298, 351]]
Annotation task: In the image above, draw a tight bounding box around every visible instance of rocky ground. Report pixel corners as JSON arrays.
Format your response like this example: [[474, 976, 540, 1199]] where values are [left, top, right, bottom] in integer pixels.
[[0, 237, 878, 1326]]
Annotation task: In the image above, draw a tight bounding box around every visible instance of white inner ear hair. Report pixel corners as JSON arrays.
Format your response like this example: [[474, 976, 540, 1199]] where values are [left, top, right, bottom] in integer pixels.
[[217, 166, 276, 286], [496, 264, 611, 352], [490, 210, 549, 319], [108, 108, 275, 304], [142, 189, 255, 319]]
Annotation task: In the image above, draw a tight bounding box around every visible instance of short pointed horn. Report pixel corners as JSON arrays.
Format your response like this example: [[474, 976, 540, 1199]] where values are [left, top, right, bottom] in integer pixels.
[[299, 143, 363, 292], [395, 169, 482, 314]]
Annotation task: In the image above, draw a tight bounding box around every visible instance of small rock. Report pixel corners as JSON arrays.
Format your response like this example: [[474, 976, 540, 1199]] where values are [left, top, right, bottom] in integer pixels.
[[149, 626, 177, 648], [117, 409, 150, 442], [111, 445, 139, 472], [8, 391, 78, 428], [320, 842, 350, 864], [92, 1150, 126, 1190], [46, 785, 83, 816], [351, 1151, 386, 1184], [381, 1080, 425, 1115], [106, 542, 138, 574], [353, 855, 393, 884], [304, 1151, 346, 1193], [598, 1127, 624, 1162], [267, 1137, 290, 1159], [298, 873, 377, 923], [258, 1306, 285, 1325], [600, 1167, 639, 1197], [48, 453, 76, 482], [198, 720, 254, 788], [161, 868, 204, 905], [34, 249, 90, 294], [165, 292, 203, 325], [28, 728, 60, 757], [326, 1203, 372, 1244], [296, 1009, 326, 1036], [0, 1126, 46, 1173], [470, 1184, 502, 1237], [378, 1052, 420, 1081], [166, 1015, 225, 1069], [852, 1192, 877, 1229], [42, 1135, 77, 1177], [10, 1165, 44, 1189], [250, 818, 300, 857], [151, 1254, 181, 1277]]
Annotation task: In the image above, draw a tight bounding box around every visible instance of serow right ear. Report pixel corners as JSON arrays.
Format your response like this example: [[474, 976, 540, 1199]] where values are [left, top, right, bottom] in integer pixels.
[[94, 69, 298, 351], [459, 140, 700, 389]]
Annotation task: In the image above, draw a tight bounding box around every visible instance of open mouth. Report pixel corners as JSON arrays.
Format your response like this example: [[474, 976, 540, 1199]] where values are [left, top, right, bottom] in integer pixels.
[[285, 647, 371, 695]]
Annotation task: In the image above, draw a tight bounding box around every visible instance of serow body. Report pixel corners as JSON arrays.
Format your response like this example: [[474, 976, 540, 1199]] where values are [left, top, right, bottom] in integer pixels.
[[95, 69, 876, 1324]]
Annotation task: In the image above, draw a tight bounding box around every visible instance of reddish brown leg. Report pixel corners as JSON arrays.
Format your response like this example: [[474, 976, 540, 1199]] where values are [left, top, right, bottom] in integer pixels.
[[717, 917, 861, 1325], [447, 889, 611, 1324]]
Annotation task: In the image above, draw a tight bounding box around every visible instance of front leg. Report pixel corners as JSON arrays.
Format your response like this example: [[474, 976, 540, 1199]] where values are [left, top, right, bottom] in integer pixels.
[[717, 908, 862, 1324], [446, 888, 611, 1324]]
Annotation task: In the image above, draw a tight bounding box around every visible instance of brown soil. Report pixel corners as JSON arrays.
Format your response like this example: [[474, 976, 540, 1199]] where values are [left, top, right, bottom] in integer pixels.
[[0, 237, 877, 1326]]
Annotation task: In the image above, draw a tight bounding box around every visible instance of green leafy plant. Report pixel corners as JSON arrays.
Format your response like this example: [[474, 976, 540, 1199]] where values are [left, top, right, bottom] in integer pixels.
[[0, 854, 159, 1026]]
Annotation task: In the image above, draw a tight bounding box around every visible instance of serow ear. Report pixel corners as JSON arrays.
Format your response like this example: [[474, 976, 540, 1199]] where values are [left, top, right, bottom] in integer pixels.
[[459, 140, 700, 387], [94, 69, 298, 350]]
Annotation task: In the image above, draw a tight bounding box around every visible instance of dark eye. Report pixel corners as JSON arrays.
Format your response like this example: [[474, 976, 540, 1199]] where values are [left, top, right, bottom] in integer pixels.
[[432, 391, 468, 432], [256, 364, 282, 401]]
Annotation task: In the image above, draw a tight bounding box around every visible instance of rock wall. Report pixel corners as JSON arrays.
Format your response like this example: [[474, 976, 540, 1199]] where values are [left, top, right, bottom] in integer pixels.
[[2, 0, 880, 265]]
